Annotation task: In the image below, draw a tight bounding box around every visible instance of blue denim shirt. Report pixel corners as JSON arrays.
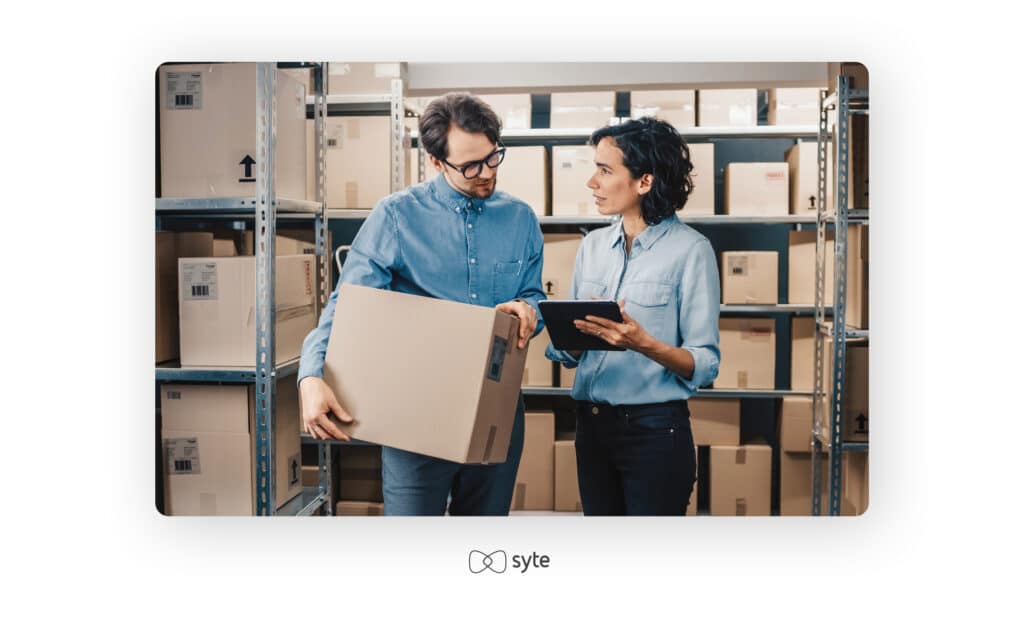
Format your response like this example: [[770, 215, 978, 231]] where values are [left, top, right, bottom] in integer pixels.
[[298, 174, 546, 383], [545, 214, 721, 403]]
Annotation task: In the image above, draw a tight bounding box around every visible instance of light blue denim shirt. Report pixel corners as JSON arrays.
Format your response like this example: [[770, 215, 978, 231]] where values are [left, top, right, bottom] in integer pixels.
[[298, 174, 546, 383], [545, 214, 720, 403]]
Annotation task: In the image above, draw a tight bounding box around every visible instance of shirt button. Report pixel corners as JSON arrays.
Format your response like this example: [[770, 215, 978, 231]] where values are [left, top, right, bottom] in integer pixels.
[[591, 406, 599, 415], [468, 223, 473, 229], [470, 258, 476, 264], [471, 293, 477, 299]]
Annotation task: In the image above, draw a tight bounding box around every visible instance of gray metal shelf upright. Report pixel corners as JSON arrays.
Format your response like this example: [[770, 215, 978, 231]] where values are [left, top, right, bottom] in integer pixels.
[[155, 62, 331, 517], [810, 75, 869, 516]]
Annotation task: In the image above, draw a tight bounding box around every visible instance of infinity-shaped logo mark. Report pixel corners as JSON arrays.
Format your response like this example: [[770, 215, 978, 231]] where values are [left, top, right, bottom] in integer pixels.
[[468, 549, 507, 574]]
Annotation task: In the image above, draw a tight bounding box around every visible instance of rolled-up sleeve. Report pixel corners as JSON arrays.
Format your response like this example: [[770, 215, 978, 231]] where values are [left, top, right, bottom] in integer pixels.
[[677, 238, 721, 390], [515, 219, 547, 337], [297, 201, 401, 384], [544, 241, 584, 368]]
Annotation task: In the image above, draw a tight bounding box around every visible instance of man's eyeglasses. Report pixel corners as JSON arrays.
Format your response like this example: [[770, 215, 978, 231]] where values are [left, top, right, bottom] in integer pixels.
[[441, 145, 506, 179]]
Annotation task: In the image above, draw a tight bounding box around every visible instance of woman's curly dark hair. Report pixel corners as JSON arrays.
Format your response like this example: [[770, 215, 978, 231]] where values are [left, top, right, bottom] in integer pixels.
[[589, 117, 695, 225]]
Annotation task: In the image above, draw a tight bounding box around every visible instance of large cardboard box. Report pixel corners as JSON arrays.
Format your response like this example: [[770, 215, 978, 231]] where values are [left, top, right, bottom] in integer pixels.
[[551, 146, 598, 216], [336, 501, 385, 516], [787, 226, 868, 328], [327, 62, 402, 95], [780, 450, 868, 516], [161, 378, 302, 515], [724, 163, 789, 216], [499, 146, 548, 218], [790, 316, 816, 390], [560, 364, 576, 389], [780, 396, 814, 452], [785, 142, 834, 214], [688, 398, 740, 446], [827, 62, 869, 93], [768, 88, 822, 126], [323, 284, 527, 464], [512, 411, 555, 510], [306, 116, 391, 208], [522, 327, 554, 387], [337, 445, 383, 502], [697, 89, 757, 127], [550, 91, 616, 128], [821, 340, 869, 443], [478, 93, 531, 129], [543, 233, 583, 300], [156, 232, 214, 363], [630, 89, 696, 128], [721, 251, 778, 304], [178, 255, 316, 367], [158, 63, 306, 200], [554, 438, 582, 512], [709, 444, 772, 516], [717, 318, 776, 389], [681, 142, 715, 216]]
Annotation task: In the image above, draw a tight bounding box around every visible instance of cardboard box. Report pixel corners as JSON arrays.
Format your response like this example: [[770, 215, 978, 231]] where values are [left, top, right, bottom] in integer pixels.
[[522, 327, 554, 387], [827, 62, 869, 93], [301, 465, 320, 488], [478, 93, 531, 130], [337, 445, 383, 502], [821, 339, 869, 443], [550, 91, 616, 129], [785, 142, 834, 214], [697, 89, 757, 127], [554, 438, 582, 512], [780, 450, 868, 516], [335, 501, 385, 516], [161, 378, 302, 515], [680, 142, 715, 216], [404, 116, 440, 187], [543, 233, 583, 300], [156, 232, 214, 363], [790, 316, 816, 391], [721, 251, 778, 304], [787, 226, 868, 328], [551, 146, 598, 216], [560, 365, 576, 389], [688, 398, 740, 446], [512, 411, 555, 510], [158, 63, 306, 200], [780, 396, 814, 452], [323, 284, 527, 464], [178, 254, 316, 367], [630, 90, 696, 128], [306, 116, 391, 208], [716, 318, 776, 389], [724, 163, 789, 216], [327, 62, 402, 95], [499, 146, 548, 218], [709, 444, 772, 516], [768, 88, 822, 126], [686, 468, 697, 516]]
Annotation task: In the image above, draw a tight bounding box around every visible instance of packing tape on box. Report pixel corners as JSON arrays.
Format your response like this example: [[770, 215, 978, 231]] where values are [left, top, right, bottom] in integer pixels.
[[199, 493, 217, 515], [348, 118, 361, 140], [514, 483, 526, 509], [735, 448, 746, 464], [735, 497, 747, 516], [482, 425, 498, 463], [346, 182, 359, 208], [737, 371, 748, 388]]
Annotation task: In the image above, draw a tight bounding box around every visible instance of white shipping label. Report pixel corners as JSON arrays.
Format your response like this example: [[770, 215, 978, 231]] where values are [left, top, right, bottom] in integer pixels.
[[166, 71, 202, 110], [728, 256, 749, 276], [182, 262, 218, 300], [165, 438, 201, 475], [326, 124, 345, 150]]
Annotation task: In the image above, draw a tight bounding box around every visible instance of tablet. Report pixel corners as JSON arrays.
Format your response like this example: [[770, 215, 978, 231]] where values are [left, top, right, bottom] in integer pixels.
[[538, 300, 626, 351]]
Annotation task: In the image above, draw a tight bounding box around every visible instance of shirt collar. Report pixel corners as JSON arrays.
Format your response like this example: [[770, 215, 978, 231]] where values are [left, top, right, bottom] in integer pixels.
[[609, 213, 678, 251], [430, 173, 483, 213]]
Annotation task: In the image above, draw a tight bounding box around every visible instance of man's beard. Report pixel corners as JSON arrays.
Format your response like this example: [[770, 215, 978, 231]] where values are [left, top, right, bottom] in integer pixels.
[[466, 177, 496, 199]]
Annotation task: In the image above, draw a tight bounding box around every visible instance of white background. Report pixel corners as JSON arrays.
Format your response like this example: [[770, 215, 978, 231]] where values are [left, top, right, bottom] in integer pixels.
[[1, 0, 1020, 622]]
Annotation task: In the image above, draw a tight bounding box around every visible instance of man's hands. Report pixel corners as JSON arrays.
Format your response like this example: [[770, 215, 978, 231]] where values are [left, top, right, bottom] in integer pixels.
[[573, 299, 653, 353], [496, 299, 538, 349], [299, 376, 353, 441]]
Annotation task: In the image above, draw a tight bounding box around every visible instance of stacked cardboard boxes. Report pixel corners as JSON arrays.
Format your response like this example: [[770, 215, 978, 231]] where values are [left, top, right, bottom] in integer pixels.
[[716, 318, 776, 389], [709, 444, 772, 516], [554, 436, 582, 512], [767, 88, 821, 126], [630, 90, 696, 128], [724, 163, 789, 216], [512, 411, 555, 510], [697, 89, 757, 127], [788, 226, 869, 328], [550, 91, 616, 128], [721, 251, 779, 304]]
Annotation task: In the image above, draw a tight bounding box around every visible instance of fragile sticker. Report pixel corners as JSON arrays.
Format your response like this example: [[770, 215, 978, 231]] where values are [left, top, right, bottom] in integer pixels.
[[166, 71, 202, 110], [182, 262, 218, 300], [164, 438, 201, 475]]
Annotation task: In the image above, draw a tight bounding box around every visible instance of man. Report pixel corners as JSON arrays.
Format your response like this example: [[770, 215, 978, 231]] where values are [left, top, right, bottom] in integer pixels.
[[297, 93, 546, 516]]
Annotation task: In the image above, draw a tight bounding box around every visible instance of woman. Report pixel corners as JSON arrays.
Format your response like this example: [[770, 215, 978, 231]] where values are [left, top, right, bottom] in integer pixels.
[[545, 117, 721, 516]]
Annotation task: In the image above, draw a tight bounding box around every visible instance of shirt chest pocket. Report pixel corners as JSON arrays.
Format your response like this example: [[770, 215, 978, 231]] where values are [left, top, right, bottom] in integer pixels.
[[493, 260, 523, 303], [577, 279, 608, 300], [620, 281, 674, 339]]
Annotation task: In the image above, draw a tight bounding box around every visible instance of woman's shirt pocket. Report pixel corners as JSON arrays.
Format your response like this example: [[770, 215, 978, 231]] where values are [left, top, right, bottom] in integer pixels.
[[619, 281, 675, 341]]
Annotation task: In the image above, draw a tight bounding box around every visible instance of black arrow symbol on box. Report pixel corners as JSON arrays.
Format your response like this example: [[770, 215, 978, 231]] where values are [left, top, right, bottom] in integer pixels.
[[239, 154, 256, 182]]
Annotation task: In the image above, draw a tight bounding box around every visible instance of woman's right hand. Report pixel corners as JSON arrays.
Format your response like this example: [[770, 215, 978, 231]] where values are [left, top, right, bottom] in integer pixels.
[[299, 376, 353, 441]]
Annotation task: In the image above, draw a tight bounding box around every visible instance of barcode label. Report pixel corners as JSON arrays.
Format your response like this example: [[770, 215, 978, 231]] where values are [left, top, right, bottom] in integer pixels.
[[164, 438, 201, 475], [182, 262, 218, 300], [166, 390, 181, 400], [166, 71, 202, 110]]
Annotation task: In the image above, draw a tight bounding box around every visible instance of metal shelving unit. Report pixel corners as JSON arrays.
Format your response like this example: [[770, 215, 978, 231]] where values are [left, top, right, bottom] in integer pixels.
[[811, 76, 870, 516], [522, 387, 812, 399], [156, 62, 332, 516]]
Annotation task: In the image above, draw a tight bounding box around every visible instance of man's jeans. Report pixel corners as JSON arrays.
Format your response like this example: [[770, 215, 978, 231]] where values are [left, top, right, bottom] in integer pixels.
[[575, 400, 697, 516], [380, 397, 526, 515]]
